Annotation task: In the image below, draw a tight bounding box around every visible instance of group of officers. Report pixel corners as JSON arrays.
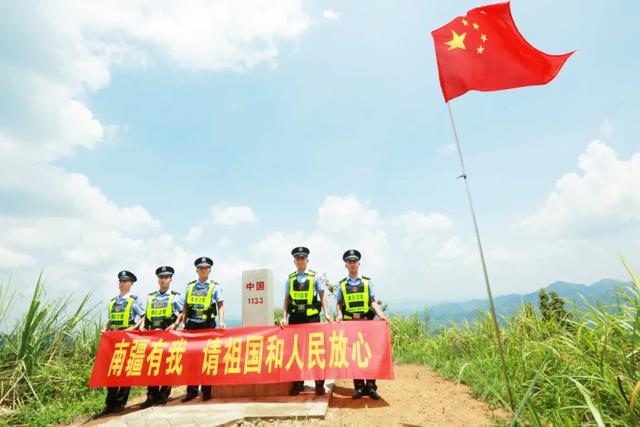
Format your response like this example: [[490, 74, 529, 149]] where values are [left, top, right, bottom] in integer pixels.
[[102, 246, 388, 415]]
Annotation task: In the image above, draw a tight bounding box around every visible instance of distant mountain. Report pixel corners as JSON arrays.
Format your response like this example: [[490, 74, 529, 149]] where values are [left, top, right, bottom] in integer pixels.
[[387, 278, 631, 327]]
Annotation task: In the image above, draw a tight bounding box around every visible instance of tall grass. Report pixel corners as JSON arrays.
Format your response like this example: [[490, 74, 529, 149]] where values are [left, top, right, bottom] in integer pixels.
[[391, 256, 640, 426], [0, 275, 104, 426]]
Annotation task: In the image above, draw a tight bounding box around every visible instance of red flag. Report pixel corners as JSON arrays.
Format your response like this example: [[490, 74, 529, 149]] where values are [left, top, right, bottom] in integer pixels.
[[431, 2, 573, 102]]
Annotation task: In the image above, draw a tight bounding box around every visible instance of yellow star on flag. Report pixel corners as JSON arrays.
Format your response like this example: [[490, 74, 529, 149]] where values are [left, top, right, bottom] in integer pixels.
[[461, 19, 468, 26], [476, 46, 485, 54], [473, 22, 480, 30], [445, 30, 466, 51], [481, 34, 488, 42]]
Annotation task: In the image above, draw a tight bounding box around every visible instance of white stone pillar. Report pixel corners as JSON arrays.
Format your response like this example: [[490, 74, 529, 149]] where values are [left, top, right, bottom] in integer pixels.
[[241, 269, 274, 326]]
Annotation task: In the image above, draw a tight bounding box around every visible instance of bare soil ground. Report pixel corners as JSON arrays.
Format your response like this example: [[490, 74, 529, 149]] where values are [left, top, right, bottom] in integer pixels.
[[239, 364, 508, 427], [77, 365, 508, 426]]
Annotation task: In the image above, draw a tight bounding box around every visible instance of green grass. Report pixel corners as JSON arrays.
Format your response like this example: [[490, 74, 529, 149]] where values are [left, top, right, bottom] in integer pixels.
[[0, 275, 111, 426], [391, 255, 640, 426]]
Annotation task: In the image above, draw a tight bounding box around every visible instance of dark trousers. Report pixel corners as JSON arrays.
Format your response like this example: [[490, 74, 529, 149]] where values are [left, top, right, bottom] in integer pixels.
[[146, 385, 171, 402], [146, 325, 172, 402], [105, 386, 130, 409], [185, 319, 215, 397], [289, 313, 325, 390], [347, 316, 376, 392]]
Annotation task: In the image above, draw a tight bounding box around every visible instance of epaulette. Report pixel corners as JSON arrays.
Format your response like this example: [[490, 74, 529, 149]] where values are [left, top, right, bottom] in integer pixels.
[[130, 295, 138, 299], [148, 290, 157, 296], [212, 281, 220, 286], [362, 276, 370, 280], [339, 277, 348, 283], [171, 290, 179, 295], [308, 269, 316, 274], [187, 280, 196, 285], [288, 272, 297, 278]]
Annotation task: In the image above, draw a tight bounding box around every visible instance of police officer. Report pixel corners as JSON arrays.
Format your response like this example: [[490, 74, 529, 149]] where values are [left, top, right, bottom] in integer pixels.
[[102, 270, 146, 414], [140, 266, 183, 409], [178, 256, 225, 402], [335, 249, 388, 400], [281, 246, 333, 396]]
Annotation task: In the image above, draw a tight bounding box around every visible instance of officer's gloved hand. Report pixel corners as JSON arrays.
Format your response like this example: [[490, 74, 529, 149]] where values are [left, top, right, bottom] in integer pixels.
[[218, 321, 226, 329], [280, 317, 288, 328]]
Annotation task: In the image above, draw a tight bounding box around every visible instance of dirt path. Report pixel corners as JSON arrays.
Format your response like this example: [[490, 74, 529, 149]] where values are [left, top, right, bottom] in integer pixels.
[[77, 365, 508, 427], [237, 364, 507, 427], [322, 364, 507, 426]]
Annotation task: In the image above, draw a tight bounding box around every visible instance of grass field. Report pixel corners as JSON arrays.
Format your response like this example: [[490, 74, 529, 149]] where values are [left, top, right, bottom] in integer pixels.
[[391, 256, 640, 426], [1, 258, 638, 426], [0, 275, 110, 426]]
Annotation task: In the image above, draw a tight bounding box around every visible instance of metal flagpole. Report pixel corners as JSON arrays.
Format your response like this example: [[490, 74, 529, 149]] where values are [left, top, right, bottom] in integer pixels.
[[446, 101, 514, 410]]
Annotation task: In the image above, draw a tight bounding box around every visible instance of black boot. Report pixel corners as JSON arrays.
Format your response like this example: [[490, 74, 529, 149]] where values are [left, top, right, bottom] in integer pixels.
[[352, 388, 365, 399], [140, 398, 155, 409], [181, 393, 198, 403]]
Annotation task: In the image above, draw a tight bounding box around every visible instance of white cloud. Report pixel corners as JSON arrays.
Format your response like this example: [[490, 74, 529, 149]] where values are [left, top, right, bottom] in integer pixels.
[[436, 237, 466, 261], [514, 141, 640, 237], [392, 211, 453, 242], [212, 204, 258, 225], [0, 1, 310, 307], [0, 247, 36, 268], [323, 9, 340, 20], [251, 195, 463, 303], [184, 226, 204, 244], [317, 195, 382, 234]]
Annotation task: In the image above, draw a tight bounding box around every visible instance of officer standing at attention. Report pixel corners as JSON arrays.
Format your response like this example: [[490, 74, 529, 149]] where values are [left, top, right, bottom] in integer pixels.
[[140, 266, 183, 409], [102, 270, 146, 415], [281, 246, 333, 396], [335, 249, 388, 401], [178, 256, 225, 402]]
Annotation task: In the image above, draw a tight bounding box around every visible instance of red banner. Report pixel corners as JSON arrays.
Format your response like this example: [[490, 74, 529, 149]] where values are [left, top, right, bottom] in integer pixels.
[[89, 321, 394, 387]]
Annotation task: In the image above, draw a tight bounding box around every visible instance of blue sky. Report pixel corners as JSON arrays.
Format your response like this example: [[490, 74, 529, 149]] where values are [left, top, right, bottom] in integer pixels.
[[1, 1, 639, 319]]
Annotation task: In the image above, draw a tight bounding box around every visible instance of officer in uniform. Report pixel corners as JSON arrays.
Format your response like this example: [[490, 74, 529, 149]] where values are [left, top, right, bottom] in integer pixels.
[[102, 270, 146, 414], [281, 246, 333, 396], [178, 256, 225, 402], [140, 266, 183, 409], [335, 249, 388, 400]]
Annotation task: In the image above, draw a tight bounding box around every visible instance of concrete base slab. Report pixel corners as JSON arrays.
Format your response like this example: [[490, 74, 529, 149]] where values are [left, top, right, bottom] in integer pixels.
[[88, 381, 334, 427], [212, 382, 290, 398]]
